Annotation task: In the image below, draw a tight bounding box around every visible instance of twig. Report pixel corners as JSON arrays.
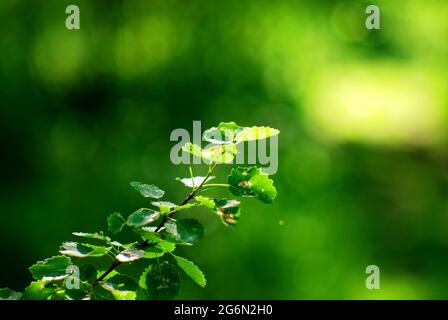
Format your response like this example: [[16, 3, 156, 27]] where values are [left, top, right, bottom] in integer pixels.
[[93, 163, 217, 286]]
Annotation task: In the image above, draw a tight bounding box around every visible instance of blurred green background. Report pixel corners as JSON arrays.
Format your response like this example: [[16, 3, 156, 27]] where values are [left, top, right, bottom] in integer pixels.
[[0, 0, 447, 299]]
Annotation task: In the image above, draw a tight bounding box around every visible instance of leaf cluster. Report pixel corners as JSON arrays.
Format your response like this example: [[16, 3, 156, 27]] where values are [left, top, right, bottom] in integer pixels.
[[1, 122, 279, 300]]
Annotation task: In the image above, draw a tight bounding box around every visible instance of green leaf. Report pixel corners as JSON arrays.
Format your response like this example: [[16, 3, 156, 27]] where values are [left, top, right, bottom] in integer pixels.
[[151, 201, 177, 208], [91, 285, 116, 300], [142, 244, 173, 259], [141, 226, 162, 233], [96, 269, 120, 281], [197, 197, 241, 226], [127, 208, 161, 228], [173, 255, 206, 287], [72, 232, 123, 246], [64, 281, 92, 300], [139, 261, 180, 300], [116, 248, 145, 262], [182, 142, 235, 164], [141, 246, 166, 259], [203, 122, 279, 145], [137, 231, 176, 256], [60, 242, 110, 258], [217, 199, 241, 226], [217, 121, 243, 131], [156, 240, 176, 253], [100, 274, 137, 300], [22, 281, 60, 300], [80, 264, 97, 282], [151, 201, 177, 213], [195, 195, 216, 208], [228, 166, 277, 203], [178, 176, 215, 188], [136, 266, 151, 300], [107, 212, 125, 234], [29, 256, 72, 281], [130, 181, 164, 199], [0, 288, 22, 300], [138, 229, 163, 243], [72, 232, 112, 245], [72, 232, 124, 249], [150, 201, 197, 215], [174, 202, 197, 212], [201, 144, 235, 164], [203, 122, 243, 144], [105, 274, 137, 291], [163, 219, 204, 243], [235, 126, 279, 143], [182, 142, 203, 159], [48, 290, 66, 300]]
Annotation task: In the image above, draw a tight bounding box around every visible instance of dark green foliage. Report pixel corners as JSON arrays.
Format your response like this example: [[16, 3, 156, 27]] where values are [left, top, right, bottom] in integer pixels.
[[163, 219, 204, 243]]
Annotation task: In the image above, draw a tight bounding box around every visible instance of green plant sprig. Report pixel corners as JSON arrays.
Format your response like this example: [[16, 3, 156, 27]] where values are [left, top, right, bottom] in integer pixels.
[[93, 162, 218, 287], [0, 122, 279, 300]]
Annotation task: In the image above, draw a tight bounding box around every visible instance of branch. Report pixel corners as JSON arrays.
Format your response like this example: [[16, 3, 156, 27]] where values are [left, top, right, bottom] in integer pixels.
[[155, 162, 216, 230], [93, 163, 217, 286], [93, 260, 121, 287]]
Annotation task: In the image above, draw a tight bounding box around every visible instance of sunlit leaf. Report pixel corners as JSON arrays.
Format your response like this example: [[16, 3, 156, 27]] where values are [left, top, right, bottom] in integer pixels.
[[228, 166, 277, 203], [48, 290, 66, 300], [235, 126, 280, 143], [22, 281, 59, 300], [182, 142, 202, 159], [195, 195, 216, 208], [203, 122, 243, 144], [182, 142, 235, 164], [203, 122, 279, 145], [201, 145, 235, 164]]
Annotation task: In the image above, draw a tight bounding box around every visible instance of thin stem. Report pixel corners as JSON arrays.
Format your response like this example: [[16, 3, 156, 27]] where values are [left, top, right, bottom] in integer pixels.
[[178, 163, 216, 208], [202, 183, 229, 188], [93, 260, 122, 287], [157, 162, 217, 226], [181, 163, 216, 205], [188, 165, 195, 189], [93, 163, 218, 285]]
